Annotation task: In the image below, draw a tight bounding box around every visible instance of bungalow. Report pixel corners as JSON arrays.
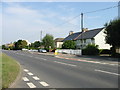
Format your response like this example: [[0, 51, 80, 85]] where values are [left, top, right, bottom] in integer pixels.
[[63, 28, 111, 49]]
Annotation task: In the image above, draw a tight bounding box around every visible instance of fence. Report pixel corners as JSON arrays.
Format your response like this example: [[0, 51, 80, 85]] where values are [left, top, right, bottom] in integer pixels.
[[56, 49, 82, 55]]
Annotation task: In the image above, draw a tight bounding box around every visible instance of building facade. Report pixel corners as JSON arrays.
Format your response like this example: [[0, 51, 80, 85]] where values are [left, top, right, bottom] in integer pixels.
[[54, 38, 64, 48], [63, 28, 111, 49]]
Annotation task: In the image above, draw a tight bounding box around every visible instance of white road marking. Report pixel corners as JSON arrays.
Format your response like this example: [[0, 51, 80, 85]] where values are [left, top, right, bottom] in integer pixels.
[[39, 81, 49, 87], [22, 77, 29, 81], [24, 69, 29, 72], [27, 72, 34, 76], [40, 58, 47, 61], [32, 76, 40, 80], [56, 56, 118, 66], [98, 62, 109, 65], [54, 61, 77, 67], [35, 57, 39, 59], [94, 62, 101, 63], [42, 58, 47, 61], [95, 69, 120, 76], [27, 82, 36, 88], [109, 64, 116, 66]]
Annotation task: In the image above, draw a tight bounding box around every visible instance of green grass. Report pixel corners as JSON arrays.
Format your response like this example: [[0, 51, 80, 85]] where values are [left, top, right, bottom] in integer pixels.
[[1, 53, 20, 88]]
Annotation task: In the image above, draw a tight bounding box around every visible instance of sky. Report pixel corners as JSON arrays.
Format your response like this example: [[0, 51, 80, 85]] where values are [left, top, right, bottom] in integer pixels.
[[1, 1, 119, 44]]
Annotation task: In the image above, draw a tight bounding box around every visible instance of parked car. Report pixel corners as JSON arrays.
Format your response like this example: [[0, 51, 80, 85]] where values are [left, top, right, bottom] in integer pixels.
[[28, 49, 38, 52], [38, 49, 47, 53]]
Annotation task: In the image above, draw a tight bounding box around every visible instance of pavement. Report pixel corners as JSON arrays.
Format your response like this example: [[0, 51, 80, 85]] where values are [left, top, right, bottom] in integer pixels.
[[3, 50, 119, 88]]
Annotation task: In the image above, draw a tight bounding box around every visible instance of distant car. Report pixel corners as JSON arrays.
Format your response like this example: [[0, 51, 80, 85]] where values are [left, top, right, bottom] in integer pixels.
[[38, 49, 47, 53], [29, 49, 38, 52]]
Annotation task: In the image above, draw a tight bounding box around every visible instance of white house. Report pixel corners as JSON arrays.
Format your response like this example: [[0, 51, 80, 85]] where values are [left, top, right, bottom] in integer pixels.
[[25, 40, 31, 46], [54, 38, 64, 48], [63, 28, 111, 49]]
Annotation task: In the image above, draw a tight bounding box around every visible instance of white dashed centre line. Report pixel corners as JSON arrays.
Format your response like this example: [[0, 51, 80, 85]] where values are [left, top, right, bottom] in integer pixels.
[[39, 81, 49, 87], [27, 83, 36, 88], [27, 72, 34, 76], [24, 69, 29, 72], [54, 61, 77, 67], [43, 58, 47, 61], [32, 76, 40, 80], [95, 69, 120, 76], [22, 77, 29, 81], [35, 57, 39, 59]]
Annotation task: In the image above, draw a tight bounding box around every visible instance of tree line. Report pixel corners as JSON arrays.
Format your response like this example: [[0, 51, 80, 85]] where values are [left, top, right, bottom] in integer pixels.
[[2, 34, 55, 51]]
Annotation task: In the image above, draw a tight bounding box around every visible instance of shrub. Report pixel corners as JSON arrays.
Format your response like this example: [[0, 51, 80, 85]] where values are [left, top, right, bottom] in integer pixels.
[[62, 40, 76, 49], [99, 49, 111, 54], [82, 44, 99, 55]]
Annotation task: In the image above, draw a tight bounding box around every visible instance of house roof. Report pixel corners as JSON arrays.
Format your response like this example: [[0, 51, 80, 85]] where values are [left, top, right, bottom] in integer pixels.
[[75, 28, 103, 40], [55, 38, 64, 42], [63, 32, 82, 41], [63, 28, 103, 41]]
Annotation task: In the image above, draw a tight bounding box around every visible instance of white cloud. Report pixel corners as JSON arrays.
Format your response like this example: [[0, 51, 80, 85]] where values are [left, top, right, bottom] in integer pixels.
[[2, 3, 80, 44]]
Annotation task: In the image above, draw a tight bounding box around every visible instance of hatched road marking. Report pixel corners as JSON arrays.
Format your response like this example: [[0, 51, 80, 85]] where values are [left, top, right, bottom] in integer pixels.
[[39, 81, 49, 87], [27, 82, 36, 88], [22, 77, 29, 81], [32, 76, 40, 80], [24, 69, 29, 72], [27, 72, 34, 76]]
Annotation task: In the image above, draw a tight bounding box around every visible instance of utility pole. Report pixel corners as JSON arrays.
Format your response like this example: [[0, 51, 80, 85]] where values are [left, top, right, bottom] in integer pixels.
[[81, 13, 83, 32], [40, 31, 42, 42], [81, 13, 84, 50]]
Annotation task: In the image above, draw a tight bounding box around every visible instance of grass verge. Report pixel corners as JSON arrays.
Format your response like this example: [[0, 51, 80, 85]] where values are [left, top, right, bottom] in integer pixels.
[[1, 53, 20, 88]]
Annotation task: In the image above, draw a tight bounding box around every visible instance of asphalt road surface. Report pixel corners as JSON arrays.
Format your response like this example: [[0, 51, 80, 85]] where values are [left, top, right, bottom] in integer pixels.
[[3, 50, 119, 88]]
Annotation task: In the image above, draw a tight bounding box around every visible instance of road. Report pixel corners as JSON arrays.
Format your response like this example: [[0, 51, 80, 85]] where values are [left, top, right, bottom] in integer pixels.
[[3, 50, 119, 88]]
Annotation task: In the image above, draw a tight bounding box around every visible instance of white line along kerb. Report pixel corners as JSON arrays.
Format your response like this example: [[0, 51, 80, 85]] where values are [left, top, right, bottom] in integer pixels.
[[95, 69, 120, 76], [32, 76, 40, 80], [22, 77, 29, 81], [27, 72, 34, 76], [24, 69, 29, 72], [27, 83, 36, 88], [39, 81, 49, 87]]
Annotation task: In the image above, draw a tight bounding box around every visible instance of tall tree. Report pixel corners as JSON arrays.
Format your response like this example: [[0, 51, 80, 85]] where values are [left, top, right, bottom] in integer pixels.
[[104, 19, 120, 55], [33, 41, 41, 48], [42, 34, 54, 49], [14, 40, 27, 50], [104, 19, 120, 47]]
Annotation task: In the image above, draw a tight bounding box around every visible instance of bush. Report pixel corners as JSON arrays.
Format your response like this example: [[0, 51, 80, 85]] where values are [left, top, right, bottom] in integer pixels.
[[62, 40, 76, 49], [99, 49, 111, 54], [82, 44, 99, 55]]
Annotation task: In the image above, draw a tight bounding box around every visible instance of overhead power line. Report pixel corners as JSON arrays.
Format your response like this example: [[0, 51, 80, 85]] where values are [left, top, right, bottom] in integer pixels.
[[24, 4, 120, 41], [53, 4, 119, 28], [55, 14, 80, 28], [84, 5, 120, 14]]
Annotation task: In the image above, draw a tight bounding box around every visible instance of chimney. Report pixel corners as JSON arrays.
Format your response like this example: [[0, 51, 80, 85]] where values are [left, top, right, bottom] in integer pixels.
[[69, 31, 74, 35], [83, 28, 88, 32]]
